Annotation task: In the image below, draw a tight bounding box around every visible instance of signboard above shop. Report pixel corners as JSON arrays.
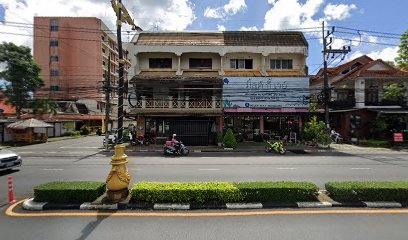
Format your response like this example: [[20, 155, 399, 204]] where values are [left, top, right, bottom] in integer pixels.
[[222, 77, 309, 109]]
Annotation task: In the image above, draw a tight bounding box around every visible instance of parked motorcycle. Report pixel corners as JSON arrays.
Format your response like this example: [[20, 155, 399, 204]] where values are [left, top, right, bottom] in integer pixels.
[[103, 137, 116, 149], [265, 140, 286, 155], [163, 141, 189, 156], [330, 131, 343, 143]]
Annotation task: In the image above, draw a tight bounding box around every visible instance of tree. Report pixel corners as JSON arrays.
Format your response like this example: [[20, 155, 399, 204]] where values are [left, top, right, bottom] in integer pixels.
[[0, 42, 44, 118], [30, 99, 59, 116], [382, 83, 406, 105], [223, 128, 237, 148], [395, 30, 408, 71]]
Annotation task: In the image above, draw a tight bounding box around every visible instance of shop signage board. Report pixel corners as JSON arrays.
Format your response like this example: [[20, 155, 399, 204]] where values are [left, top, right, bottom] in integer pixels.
[[393, 133, 404, 142], [222, 77, 309, 108]]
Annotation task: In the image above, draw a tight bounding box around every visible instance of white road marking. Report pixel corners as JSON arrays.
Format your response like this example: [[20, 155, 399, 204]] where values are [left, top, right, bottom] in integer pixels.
[[42, 168, 64, 171], [351, 168, 371, 170], [45, 152, 57, 154], [18, 152, 34, 154], [276, 167, 296, 170], [60, 147, 99, 149], [200, 157, 213, 159], [199, 169, 221, 171]]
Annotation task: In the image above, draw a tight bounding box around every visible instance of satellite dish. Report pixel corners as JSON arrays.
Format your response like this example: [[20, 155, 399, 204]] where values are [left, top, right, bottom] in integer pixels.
[[128, 93, 137, 107]]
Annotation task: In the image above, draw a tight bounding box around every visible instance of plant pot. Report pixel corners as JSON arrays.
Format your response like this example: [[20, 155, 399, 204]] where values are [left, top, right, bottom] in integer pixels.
[[317, 143, 330, 148], [217, 142, 222, 147]]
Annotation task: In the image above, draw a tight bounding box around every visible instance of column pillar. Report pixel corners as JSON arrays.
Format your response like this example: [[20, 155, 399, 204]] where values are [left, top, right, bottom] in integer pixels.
[[176, 54, 182, 75], [219, 116, 224, 133], [141, 96, 146, 108], [261, 53, 268, 76], [168, 96, 173, 108], [260, 116, 264, 134], [355, 79, 365, 108], [212, 96, 216, 109], [220, 54, 225, 75], [185, 96, 189, 108]]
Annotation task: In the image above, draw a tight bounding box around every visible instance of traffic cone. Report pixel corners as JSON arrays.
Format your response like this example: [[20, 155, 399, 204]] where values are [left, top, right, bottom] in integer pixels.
[[8, 176, 16, 204]]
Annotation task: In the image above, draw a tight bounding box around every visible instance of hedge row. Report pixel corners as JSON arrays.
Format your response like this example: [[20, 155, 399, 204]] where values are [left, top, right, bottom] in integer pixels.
[[130, 181, 319, 203], [236, 182, 319, 203], [325, 181, 408, 202], [131, 182, 242, 204], [34, 181, 105, 203]]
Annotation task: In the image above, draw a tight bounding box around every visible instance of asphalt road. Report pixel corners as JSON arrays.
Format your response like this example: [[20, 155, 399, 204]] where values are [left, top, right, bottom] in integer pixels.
[[1, 136, 408, 240]]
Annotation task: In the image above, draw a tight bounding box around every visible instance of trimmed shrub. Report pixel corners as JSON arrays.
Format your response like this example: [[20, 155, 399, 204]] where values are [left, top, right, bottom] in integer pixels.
[[325, 181, 408, 202], [223, 128, 237, 148], [131, 182, 242, 203], [34, 181, 105, 203], [80, 125, 91, 135], [64, 131, 81, 136], [236, 182, 319, 202]]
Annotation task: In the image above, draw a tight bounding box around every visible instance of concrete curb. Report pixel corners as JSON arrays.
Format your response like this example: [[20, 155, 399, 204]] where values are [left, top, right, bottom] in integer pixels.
[[21, 198, 408, 211]]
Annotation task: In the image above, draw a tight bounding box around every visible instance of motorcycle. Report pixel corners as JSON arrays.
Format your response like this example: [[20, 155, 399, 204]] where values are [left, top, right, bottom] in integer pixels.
[[331, 132, 343, 143], [103, 137, 116, 149], [265, 140, 286, 155], [163, 141, 189, 156]]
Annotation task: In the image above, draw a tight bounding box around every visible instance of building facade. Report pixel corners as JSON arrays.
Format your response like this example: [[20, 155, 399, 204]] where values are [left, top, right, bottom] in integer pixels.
[[33, 17, 131, 128], [127, 31, 309, 145], [311, 55, 408, 140]]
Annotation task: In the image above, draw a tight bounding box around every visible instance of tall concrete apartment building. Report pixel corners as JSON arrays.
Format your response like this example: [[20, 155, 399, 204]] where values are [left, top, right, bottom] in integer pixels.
[[33, 17, 131, 127]]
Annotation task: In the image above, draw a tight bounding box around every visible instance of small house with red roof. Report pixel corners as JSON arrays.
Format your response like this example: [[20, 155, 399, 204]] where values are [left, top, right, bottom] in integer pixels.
[[311, 55, 408, 141]]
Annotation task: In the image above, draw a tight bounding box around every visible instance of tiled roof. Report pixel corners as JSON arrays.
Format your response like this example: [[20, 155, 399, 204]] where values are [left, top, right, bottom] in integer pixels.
[[266, 70, 305, 77], [135, 31, 307, 46], [132, 71, 221, 81], [224, 70, 262, 77]]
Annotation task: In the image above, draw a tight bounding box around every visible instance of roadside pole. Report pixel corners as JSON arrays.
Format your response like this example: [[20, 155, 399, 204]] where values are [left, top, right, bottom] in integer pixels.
[[104, 55, 111, 151]]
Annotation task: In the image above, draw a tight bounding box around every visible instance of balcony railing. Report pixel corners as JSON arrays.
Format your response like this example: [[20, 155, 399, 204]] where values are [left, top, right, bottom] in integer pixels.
[[134, 96, 222, 109], [365, 99, 405, 106]]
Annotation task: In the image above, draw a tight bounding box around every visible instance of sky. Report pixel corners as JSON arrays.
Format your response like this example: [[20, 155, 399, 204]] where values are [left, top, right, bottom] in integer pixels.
[[0, 0, 407, 75]]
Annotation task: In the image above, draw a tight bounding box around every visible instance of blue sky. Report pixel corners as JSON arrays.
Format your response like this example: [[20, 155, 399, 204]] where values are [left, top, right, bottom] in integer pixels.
[[0, 0, 407, 74]]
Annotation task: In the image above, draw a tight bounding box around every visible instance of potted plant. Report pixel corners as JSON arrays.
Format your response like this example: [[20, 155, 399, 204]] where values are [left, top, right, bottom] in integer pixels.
[[317, 131, 331, 148], [216, 131, 223, 147]]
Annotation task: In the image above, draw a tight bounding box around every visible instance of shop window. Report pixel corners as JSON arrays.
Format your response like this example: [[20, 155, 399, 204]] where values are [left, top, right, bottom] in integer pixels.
[[50, 85, 59, 91], [230, 59, 253, 69], [350, 115, 361, 129], [189, 58, 212, 69], [270, 59, 293, 69], [149, 58, 172, 68]]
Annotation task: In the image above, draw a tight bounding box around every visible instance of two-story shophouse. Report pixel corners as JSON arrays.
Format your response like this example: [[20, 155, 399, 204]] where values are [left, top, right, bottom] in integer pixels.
[[126, 31, 309, 145], [311, 55, 408, 140]]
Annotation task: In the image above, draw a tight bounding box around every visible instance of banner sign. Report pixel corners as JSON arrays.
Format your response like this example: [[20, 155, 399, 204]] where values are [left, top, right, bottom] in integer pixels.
[[222, 77, 309, 108], [393, 133, 404, 142]]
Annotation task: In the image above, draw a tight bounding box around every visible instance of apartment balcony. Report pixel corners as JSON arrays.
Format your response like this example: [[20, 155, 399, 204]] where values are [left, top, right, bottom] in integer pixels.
[[329, 99, 356, 109], [365, 99, 405, 107], [128, 96, 222, 116]]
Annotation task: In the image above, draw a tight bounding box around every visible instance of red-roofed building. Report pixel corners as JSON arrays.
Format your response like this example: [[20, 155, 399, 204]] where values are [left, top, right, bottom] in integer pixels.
[[311, 55, 408, 141]]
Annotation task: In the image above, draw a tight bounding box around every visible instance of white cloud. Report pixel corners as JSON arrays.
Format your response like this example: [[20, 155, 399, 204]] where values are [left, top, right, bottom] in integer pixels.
[[348, 47, 399, 63], [324, 4, 357, 21], [240, 26, 258, 31], [263, 0, 357, 33], [204, 0, 246, 19], [0, 0, 196, 49], [217, 24, 226, 31]]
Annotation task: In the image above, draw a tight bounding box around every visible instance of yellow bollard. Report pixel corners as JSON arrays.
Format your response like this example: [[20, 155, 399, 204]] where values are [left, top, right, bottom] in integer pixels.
[[106, 144, 131, 201]]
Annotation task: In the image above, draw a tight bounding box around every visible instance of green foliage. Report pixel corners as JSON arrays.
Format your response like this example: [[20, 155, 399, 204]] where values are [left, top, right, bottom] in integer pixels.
[[216, 131, 223, 143], [358, 139, 390, 148], [370, 116, 388, 138], [326, 181, 408, 202], [236, 182, 319, 202], [64, 131, 81, 136], [123, 129, 131, 142], [223, 128, 237, 148], [30, 99, 59, 115], [79, 125, 91, 135], [382, 83, 406, 105], [303, 116, 328, 144], [395, 30, 408, 71], [0, 42, 44, 117], [131, 182, 242, 204], [34, 181, 105, 203]]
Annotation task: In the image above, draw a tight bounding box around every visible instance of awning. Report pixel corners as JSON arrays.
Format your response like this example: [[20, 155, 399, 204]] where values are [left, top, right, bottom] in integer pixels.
[[7, 118, 53, 129], [368, 108, 408, 114]]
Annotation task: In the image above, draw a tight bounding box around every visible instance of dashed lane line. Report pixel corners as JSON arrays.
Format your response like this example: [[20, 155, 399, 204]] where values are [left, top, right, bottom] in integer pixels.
[[5, 199, 408, 218]]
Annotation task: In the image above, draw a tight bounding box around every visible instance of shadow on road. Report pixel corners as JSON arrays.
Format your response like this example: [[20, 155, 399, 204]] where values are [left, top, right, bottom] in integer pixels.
[[75, 211, 112, 240], [0, 169, 20, 177]]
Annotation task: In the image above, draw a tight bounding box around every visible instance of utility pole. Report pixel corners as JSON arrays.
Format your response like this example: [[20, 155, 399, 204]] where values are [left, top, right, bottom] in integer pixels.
[[106, 0, 142, 202], [104, 55, 111, 151], [321, 21, 351, 130]]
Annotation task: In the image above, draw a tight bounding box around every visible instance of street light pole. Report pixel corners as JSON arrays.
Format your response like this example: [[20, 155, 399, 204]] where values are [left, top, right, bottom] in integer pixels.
[[105, 0, 138, 202]]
